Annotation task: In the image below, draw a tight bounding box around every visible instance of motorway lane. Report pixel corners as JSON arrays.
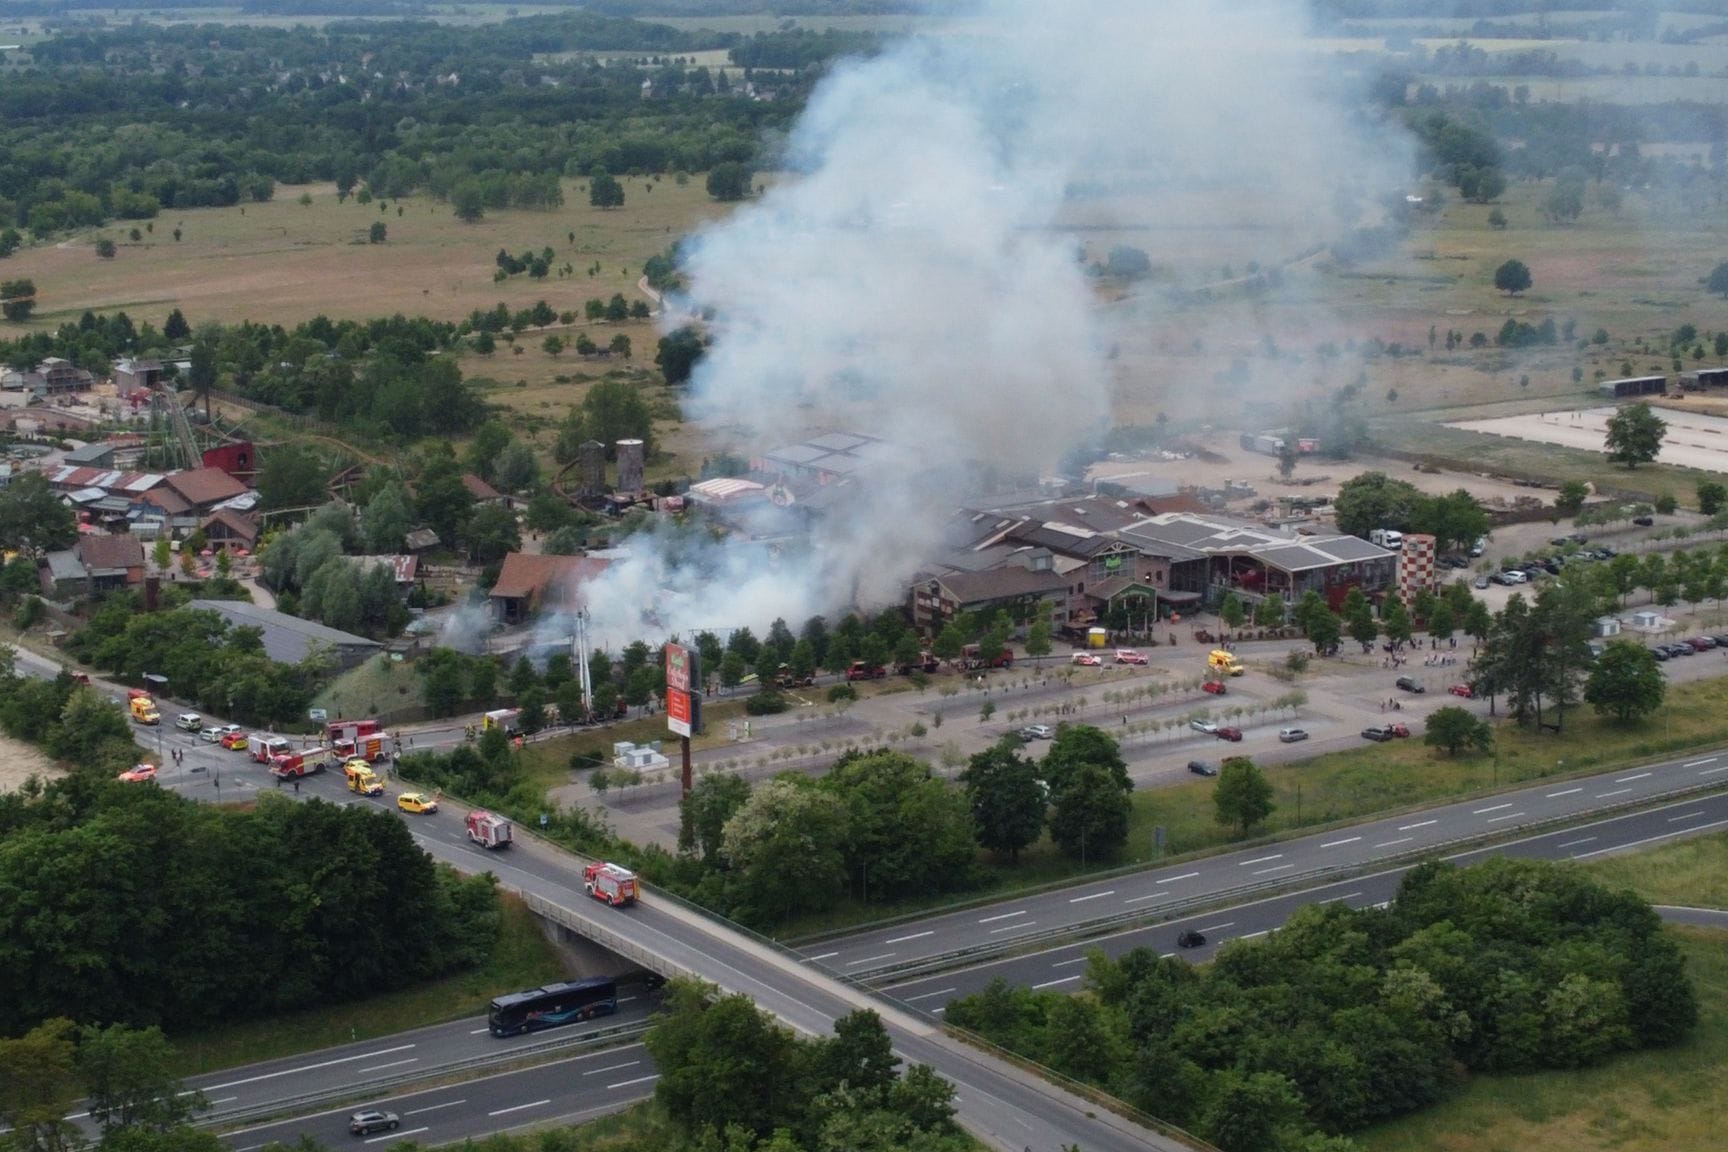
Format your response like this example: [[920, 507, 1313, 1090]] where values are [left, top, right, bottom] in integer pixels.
[[880, 791, 1728, 1011], [806, 746, 1728, 977], [222, 1046, 660, 1151]]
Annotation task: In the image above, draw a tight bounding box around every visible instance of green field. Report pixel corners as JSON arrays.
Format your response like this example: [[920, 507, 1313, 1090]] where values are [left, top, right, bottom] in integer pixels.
[[1360, 833, 1728, 1152]]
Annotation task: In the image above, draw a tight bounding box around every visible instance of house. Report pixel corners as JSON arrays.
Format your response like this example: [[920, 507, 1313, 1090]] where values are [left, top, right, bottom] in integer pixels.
[[200, 507, 260, 551], [113, 358, 164, 399], [160, 467, 249, 513], [404, 528, 440, 553], [488, 552, 612, 625], [911, 560, 1073, 635], [188, 599, 383, 670], [462, 472, 506, 506], [355, 554, 420, 594], [64, 441, 117, 469], [201, 441, 257, 482], [2, 358, 95, 398], [39, 533, 146, 597]]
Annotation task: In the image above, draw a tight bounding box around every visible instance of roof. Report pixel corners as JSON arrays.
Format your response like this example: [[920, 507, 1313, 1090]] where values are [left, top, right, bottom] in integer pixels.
[[489, 552, 612, 603], [1118, 512, 1393, 572], [754, 431, 894, 478], [42, 549, 85, 582], [404, 528, 441, 551], [140, 487, 192, 516], [934, 565, 1070, 606], [163, 467, 249, 508], [356, 554, 420, 583], [64, 442, 115, 465], [462, 473, 503, 501], [76, 533, 144, 573], [188, 599, 382, 665], [201, 507, 260, 543]]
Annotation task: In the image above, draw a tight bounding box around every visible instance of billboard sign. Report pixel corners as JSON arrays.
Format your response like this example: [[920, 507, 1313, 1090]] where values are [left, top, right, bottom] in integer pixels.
[[665, 643, 699, 738]]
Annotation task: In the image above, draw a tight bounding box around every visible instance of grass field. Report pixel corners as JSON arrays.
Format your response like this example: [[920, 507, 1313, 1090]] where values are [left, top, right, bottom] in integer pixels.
[[166, 891, 568, 1077], [1359, 833, 1728, 1152]]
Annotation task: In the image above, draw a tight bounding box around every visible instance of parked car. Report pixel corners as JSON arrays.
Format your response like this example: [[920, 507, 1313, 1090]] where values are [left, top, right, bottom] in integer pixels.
[[1503, 570, 1529, 584], [1712, 633, 1728, 648], [1690, 636, 1717, 651], [1474, 575, 1491, 590], [1361, 726, 1397, 742], [220, 731, 249, 750], [1071, 652, 1102, 666], [1215, 726, 1243, 742], [1201, 680, 1227, 696], [1188, 760, 1218, 777], [1277, 727, 1309, 743], [198, 726, 224, 743], [116, 764, 157, 783], [1652, 646, 1671, 661], [1389, 722, 1411, 738], [1176, 929, 1207, 948], [1189, 719, 1219, 735], [1633, 515, 1655, 526], [1394, 676, 1425, 694], [349, 1112, 399, 1137], [1019, 724, 1055, 740], [1114, 649, 1148, 665], [174, 713, 203, 731], [1673, 642, 1696, 657], [1448, 683, 1475, 698]]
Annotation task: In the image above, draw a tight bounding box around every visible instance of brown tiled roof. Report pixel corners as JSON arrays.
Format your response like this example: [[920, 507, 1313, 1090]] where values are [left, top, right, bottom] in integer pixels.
[[76, 533, 144, 572], [462, 473, 503, 501], [163, 467, 248, 508], [938, 566, 1070, 605], [141, 487, 192, 516], [489, 552, 611, 602], [201, 507, 259, 544]]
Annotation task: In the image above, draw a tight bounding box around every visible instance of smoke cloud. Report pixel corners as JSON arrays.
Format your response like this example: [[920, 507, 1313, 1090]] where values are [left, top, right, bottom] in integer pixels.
[[577, 0, 1414, 648]]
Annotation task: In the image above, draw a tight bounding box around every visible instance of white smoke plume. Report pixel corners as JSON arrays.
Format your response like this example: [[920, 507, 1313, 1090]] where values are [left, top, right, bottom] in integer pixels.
[[579, 0, 1413, 648]]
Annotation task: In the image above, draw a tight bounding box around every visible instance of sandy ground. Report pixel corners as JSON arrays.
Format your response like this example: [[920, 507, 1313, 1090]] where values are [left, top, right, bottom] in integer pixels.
[[1448, 406, 1728, 475], [0, 732, 64, 792]]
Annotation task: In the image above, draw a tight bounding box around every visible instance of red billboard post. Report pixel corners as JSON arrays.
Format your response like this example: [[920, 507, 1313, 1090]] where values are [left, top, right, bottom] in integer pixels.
[[665, 642, 700, 798]]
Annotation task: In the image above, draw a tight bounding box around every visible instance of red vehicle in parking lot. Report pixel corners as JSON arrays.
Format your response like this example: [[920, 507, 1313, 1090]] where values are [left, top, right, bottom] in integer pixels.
[[846, 661, 887, 681], [1201, 680, 1227, 696], [1390, 722, 1411, 738], [1448, 683, 1475, 698], [1215, 726, 1243, 742]]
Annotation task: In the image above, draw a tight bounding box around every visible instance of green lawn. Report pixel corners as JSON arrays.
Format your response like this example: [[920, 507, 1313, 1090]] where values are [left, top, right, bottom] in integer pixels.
[[166, 892, 567, 1077], [1359, 833, 1728, 1152]]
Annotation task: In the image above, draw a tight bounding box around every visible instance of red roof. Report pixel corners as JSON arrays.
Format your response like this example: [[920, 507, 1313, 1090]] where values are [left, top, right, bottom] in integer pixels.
[[462, 473, 503, 502], [489, 553, 611, 606], [76, 533, 145, 572]]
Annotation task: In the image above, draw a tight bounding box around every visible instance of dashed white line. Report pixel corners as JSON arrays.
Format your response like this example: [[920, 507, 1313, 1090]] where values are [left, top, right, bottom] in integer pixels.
[[1546, 787, 1583, 798], [1574, 818, 1728, 859], [845, 953, 895, 967], [1375, 837, 1413, 848], [468, 1026, 490, 1034], [1615, 771, 1652, 783], [1321, 836, 1361, 848], [1253, 864, 1294, 876], [1702, 765, 1728, 776], [581, 1061, 640, 1076], [1319, 891, 1363, 904], [608, 1075, 661, 1089], [977, 910, 1026, 924], [365, 1129, 428, 1144], [1122, 891, 1169, 905], [1398, 819, 1438, 831], [1473, 803, 1512, 815], [884, 930, 934, 944], [1033, 975, 1082, 990], [200, 1044, 417, 1091], [1668, 811, 1707, 823], [1683, 757, 1716, 768], [901, 987, 956, 1002], [1199, 921, 1235, 932], [1052, 956, 1090, 967], [1154, 871, 1200, 884], [403, 1101, 467, 1117], [357, 1058, 418, 1074], [1240, 930, 1268, 940], [1486, 811, 1525, 823], [1596, 788, 1633, 799], [807, 951, 838, 961], [1239, 854, 1283, 867], [989, 920, 1037, 935], [487, 1100, 550, 1117], [1557, 836, 1596, 849], [1069, 890, 1115, 903]]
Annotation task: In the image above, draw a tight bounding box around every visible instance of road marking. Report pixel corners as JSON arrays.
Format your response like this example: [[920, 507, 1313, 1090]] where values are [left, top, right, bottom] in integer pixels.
[[1546, 787, 1583, 798], [1238, 854, 1283, 867], [901, 987, 957, 1002], [1240, 930, 1268, 940], [1199, 921, 1235, 932], [1684, 757, 1717, 768], [357, 1058, 418, 1073], [1154, 871, 1200, 884], [1253, 864, 1294, 876], [581, 1061, 639, 1076], [1398, 819, 1438, 831], [1069, 890, 1115, 903], [365, 1129, 428, 1144], [1472, 803, 1512, 814], [608, 1075, 660, 1089], [1122, 891, 1169, 905], [200, 1043, 417, 1091], [989, 920, 1037, 935], [931, 1006, 946, 1015], [1374, 836, 1413, 848], [1321, 836, 1361, 848], [845, 953, 895, 967], [403, 1101, 467, 1116], [206, 1097, 238, 1107], [1053, 956, 1090, 967], [1702, 765, 1728, 776], [884, 930, 934, 944], [488, 1100, 550, 1117], [1033, 975, 1082, 990], [1615, 771, 1652, 783], [977, 910, 1026, 924], [468, 1026, 490, 1034], [1557, 836, 1596, 849], [807, 951, 838, 961], [1574, 818, 1728, 859], [1319, 892, 1364, 903], [1596, 788, 1633, 799], [1486, 811, 1525, 823], [1668, 811, 1707, 823]]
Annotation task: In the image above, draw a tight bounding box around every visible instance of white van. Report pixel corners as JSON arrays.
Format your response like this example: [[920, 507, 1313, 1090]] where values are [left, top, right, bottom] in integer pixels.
[[174, 712, 203, 731]]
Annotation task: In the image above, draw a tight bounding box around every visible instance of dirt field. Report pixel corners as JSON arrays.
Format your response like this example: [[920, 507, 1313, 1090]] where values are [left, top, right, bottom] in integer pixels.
[[0, 732, 63, 793], [1450, 406, 1728, 476]]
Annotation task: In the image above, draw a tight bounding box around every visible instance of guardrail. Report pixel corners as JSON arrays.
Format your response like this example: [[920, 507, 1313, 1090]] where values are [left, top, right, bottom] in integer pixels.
[[200, 1019, 651, 1129], [859, 775, 1728, 984]]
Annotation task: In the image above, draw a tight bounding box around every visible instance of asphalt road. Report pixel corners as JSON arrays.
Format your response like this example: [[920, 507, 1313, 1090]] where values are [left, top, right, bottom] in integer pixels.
[[804, 743, 1728, 978]]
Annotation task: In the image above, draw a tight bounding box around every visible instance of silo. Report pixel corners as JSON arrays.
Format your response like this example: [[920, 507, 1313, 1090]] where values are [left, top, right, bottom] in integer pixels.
[[579, 439, 606, 494], [616, 439, 645, 493]]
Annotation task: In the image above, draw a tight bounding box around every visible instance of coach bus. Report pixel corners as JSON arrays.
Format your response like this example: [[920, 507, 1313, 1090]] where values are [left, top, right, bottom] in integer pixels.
[[487, 978, 618, 1037]]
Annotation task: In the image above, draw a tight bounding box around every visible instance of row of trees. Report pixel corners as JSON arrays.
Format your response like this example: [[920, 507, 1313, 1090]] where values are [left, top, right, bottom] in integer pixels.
[[948, 857, 1695, 1152], [0, 777, 500, 1035], [1332, 473, 1491, 553]]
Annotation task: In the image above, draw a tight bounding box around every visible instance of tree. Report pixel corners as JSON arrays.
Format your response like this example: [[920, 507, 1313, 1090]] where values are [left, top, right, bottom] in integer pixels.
[[656, 326, 706, 385], [1708, 261, 1728, 299], [1213, 757, 1274, 836], [451, 181, 485, 223], [719, 651, 746, 691], [1276, 443, 1297, 481], [0, 474, 76, 556], [589, 169, 625, 209], [1048, 761, 1131, 863], [1585, 642, 1666, 724], [605, 293, 629, 322], [705, 162, 752, 202], [1307, 606, 1341, 653], [1555, 480, 1589, 517], [95, 237, 117, 259], [679, 774, 752, 864], [1411, 488, 1491, 555], [1041, 725, 1131, 794], [1219, 592, 1246, 636], [368, 221, 387, 244], [163, 308, 191, 342], [1423, 706, 1493, 756], [1381, 596, 1413, 646], [721, 778, 848, 922], [1699, 480, 1727, 516], [825, 751, 975, 898], [0, 1018, 82, 1152], [960, 739, 1047, 862], [360, 483, 412, 553], [187, 337, 217, 418], [1493, 259, 1532, 295], [646, 982, 802, 1140], [76, 1023, 203, 1132], [1, 278, 37, 322], [1604, 402, 1666, 468], [0, 228, 20, 258], [493, 442, 540, 493], [257, 443, 327, 511], [1333, 472, 1423, 538], [1426, 598, 1455, 643], [1025, 612, 1052, 662], [1488, 206, 1508, 230]]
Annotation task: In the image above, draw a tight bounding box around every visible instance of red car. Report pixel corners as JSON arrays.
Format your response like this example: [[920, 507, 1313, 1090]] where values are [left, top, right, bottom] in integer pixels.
[[1390, 723, 1411, 738], [1201, 680, 1227, 696], [1215, 726, 1244, 742], [1448, 684, 1474, 699], [117, 764, 157, 783]]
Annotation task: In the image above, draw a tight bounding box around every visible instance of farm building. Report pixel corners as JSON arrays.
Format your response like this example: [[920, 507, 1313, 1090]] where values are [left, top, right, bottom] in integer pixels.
[[488, 552, 612, 625], [1598, 375, 1667, 399], [188, 599, 382, 669]]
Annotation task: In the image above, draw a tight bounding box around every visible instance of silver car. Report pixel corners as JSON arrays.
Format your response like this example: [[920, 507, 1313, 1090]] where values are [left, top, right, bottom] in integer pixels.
[[349, 1111, 399, 1136], [1189, 719, 1218, 735], [1277, 727, 1309, 743]]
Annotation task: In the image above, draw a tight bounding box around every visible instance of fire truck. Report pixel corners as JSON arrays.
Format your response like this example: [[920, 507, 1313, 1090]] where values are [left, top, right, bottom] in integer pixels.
[[334, 732, 389, 762], [583, 861, 639, 908], [466, 809, 513, 849], [270, 747, 335, 779], [961, 643, 1014, 671], [326, 718, 382, 746], [482, 708, 521, 733], [248, 734, 291, 763]]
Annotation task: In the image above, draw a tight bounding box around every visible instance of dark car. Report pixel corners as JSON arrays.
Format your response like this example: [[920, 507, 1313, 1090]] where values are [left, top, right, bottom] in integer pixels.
[[1652, 646, 1670, 661], [1215, 726, 1244, 742], [1394, 676, 1425, 694], [1361, 726, 1397, 742], [1712, 634, 1728, 648], [1177, 929, 1206, 948], [1188, 760, 1219, 777], [1674, 642, 1696, 657], [1633, 515, 1655, 526], [1690, 636, 1717, 651], [349, 1112, 399, 1137]]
